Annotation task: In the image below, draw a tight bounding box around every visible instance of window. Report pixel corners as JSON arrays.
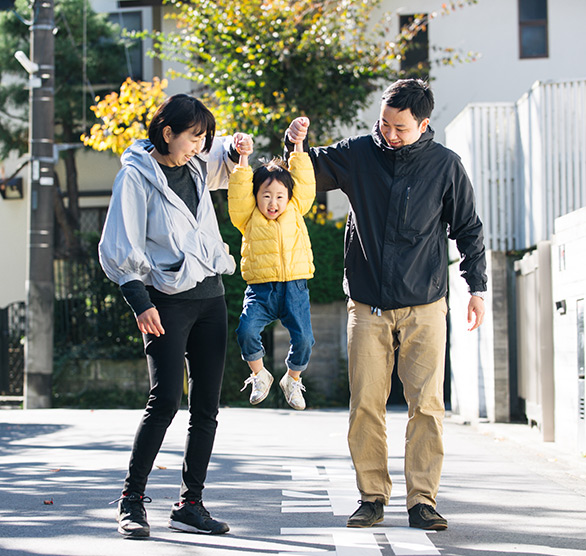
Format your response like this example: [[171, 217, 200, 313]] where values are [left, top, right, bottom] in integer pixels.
[[399, 15, 430, 79], [518, 0, 548, 59], [108, 11, 144, 80]]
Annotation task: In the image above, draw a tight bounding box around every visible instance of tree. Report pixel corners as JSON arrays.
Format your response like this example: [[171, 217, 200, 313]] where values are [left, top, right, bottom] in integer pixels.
[[0, 0, 130, 258], [82, 77, 169, 156], [147, 0, 478, 154]]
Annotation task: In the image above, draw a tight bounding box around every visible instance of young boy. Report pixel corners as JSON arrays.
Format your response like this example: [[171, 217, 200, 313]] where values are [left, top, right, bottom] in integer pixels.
[[228, 118, 315, 410]]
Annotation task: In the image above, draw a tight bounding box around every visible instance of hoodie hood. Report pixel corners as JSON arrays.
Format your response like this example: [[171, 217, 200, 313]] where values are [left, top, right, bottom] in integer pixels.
[[120, 139, 159, 186]]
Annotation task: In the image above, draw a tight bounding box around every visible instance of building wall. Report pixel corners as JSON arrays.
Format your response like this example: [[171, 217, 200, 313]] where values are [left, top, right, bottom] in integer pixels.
[[362, 0, 586, 143]]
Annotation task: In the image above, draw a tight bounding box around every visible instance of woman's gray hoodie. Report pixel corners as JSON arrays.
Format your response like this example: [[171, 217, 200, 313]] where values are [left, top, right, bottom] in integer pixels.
[[98, 137, 236, 295]]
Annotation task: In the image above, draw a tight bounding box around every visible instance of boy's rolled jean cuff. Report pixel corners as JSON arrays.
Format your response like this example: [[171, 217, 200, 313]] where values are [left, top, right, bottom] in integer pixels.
[[284, 359, 309, 372], [240, 348, 265, 363]]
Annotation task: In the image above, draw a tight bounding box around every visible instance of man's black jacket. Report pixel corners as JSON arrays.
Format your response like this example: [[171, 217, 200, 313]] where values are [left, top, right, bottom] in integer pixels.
[[287, 123, 487, 311]]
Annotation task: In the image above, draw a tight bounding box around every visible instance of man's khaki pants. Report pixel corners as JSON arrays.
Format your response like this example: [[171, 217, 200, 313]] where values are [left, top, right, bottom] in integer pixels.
[[346, 297, 448, 509]]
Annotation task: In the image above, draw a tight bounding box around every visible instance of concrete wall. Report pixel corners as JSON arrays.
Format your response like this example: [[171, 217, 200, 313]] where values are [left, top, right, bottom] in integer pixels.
[[514, 242, 555, 441], [449, 249, 510, 423], [272, 301, 347, 401], [551, 207, 586, 454]]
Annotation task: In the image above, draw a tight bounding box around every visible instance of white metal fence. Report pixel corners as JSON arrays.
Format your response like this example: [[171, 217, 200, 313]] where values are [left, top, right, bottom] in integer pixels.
[[446, 78, 586, 252]]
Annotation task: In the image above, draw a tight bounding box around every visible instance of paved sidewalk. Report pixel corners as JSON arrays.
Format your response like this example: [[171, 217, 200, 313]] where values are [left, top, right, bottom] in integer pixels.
[[0, 407, 585, 556]]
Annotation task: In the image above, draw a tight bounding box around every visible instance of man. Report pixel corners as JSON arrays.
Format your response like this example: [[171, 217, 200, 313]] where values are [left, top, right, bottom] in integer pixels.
[[286, 79, 486, 530]]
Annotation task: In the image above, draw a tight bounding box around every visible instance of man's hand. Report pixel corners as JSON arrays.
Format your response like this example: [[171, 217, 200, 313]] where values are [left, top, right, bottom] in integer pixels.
[[287, 117, 310, 145], [467, 295, 485, 331], [136, 307, 165, 337]]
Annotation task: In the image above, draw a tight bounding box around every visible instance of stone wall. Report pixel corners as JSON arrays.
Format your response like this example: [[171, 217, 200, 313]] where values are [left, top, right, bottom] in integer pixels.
[[272, 301, 348, 400]]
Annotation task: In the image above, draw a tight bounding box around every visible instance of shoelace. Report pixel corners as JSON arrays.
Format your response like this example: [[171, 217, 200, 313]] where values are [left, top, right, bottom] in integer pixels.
[[286, 379, 306, 403], [109, 493, 152, 505], [185, 500, 212, 520], [240, 373, 259, 392]]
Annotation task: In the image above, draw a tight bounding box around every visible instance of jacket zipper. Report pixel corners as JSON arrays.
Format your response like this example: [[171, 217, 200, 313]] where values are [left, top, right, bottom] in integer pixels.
[[402, 186, 411, 226], [276, 222, 285, 280]]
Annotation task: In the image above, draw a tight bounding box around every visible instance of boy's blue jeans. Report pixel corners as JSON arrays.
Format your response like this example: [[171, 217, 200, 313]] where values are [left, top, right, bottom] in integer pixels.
[[236, 280, 314, 372]]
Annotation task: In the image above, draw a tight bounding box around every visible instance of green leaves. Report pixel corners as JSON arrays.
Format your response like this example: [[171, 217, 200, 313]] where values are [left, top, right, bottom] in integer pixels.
[[152, 0, 403, 153]]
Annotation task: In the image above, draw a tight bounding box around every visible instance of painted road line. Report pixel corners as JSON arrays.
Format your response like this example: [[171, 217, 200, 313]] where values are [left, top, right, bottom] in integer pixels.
[[280, 527, 440, 556]]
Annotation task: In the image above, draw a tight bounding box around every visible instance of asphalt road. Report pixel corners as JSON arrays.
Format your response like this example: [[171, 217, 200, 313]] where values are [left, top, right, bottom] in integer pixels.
[[1, 407, 585, 556]]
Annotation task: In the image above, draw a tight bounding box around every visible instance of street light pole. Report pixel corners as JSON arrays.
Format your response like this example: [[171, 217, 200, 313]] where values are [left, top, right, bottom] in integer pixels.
[[24, 0, 55, 409]]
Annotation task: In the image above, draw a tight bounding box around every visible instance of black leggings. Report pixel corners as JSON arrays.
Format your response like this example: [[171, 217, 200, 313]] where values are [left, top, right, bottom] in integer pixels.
[[123, 295, 228, 501]]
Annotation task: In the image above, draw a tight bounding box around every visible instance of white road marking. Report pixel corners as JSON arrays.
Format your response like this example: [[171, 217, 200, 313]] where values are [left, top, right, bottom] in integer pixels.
[[280, 527, 440, 556], [279, 461, 440, 555]]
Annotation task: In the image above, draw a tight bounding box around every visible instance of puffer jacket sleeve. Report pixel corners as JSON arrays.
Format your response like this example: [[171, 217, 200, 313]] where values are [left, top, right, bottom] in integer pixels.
[[206, 136, 237, 191], [227, 165, 257, 235], [98, 167, 152, 286], [288, 152, 316, 216]]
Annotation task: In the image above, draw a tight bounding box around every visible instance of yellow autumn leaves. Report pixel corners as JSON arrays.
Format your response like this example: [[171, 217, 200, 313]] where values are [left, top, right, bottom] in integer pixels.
[[81, 77, 168, 156]]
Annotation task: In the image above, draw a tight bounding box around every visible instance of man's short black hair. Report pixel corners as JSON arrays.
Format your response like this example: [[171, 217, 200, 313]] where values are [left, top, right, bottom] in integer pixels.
[[148, 94, 216, 155], [252, 157, 294, 200], [381, 79, 434, 123]]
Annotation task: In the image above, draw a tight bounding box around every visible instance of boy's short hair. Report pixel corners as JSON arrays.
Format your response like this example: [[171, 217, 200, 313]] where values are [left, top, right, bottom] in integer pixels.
[[381, 79, 434, 123], [148, 94, 216, 155], [252, 157, 295, 200]]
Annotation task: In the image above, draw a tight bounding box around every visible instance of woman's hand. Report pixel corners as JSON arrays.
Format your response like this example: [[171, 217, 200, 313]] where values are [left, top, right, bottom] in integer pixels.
[[233, 133, 253, 167], [136, 307, 165, 337]]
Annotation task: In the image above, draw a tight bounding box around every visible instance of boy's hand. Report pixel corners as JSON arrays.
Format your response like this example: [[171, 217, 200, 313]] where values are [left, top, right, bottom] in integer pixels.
[[287, 117, 310, 145], [233, 133, 253, 156]]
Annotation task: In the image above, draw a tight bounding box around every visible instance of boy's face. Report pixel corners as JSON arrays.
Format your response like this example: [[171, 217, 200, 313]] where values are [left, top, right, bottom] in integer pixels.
[[256, 178, 289, 220], [378, 105, 429, 149]]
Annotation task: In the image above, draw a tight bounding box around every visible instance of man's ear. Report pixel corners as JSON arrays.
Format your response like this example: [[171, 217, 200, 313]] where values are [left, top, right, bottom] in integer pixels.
[[419, 118, 430, 134]]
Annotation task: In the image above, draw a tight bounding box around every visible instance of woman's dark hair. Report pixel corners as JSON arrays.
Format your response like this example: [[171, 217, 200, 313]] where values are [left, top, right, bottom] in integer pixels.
[[381, 79, 434, 123], [252, 157, 294, 200], [148, 94, 216, 155]]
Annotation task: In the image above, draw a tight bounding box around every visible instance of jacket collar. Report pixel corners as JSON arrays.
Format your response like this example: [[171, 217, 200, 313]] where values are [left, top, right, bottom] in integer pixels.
[[371, 120, 435, 160]]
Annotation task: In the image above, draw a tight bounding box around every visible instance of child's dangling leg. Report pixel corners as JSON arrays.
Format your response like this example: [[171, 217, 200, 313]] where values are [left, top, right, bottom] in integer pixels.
[[240, 359, 273, 405], [279, 369, 306, 411]]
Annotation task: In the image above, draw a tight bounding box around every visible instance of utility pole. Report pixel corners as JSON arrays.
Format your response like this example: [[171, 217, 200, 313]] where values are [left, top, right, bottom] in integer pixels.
[[23, 0, 55, 408]]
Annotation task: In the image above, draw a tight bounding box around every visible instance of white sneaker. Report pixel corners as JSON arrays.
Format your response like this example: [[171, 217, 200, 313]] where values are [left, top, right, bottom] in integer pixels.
[[240, 368, 273, 405], [279, 373, 306, 410]]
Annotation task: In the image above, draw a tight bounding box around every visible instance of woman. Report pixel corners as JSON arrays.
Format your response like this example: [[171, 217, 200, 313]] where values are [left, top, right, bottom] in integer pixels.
[[99, 94, 253, 538]]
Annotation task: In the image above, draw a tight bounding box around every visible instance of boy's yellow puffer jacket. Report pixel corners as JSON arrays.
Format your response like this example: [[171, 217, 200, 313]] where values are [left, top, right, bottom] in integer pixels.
[[228, 152, 316, 285]]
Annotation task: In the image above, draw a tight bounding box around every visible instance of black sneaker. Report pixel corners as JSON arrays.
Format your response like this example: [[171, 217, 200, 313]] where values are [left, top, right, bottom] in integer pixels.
[[346, 500, 384, 528], [113, 492, 152, 538], [168, 500, 230, 535], [408, 503, 448, 530]]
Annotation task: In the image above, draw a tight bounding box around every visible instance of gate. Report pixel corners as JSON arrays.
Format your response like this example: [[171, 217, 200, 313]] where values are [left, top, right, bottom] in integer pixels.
[[0, 301, 26, 404]]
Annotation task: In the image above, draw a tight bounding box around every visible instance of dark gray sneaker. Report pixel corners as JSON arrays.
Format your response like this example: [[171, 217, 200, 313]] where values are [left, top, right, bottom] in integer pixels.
[[168, 500, 230, 535], [346, 500, 384, 527], [113, 492, 152, 538], [408, 503, 448, 530]]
